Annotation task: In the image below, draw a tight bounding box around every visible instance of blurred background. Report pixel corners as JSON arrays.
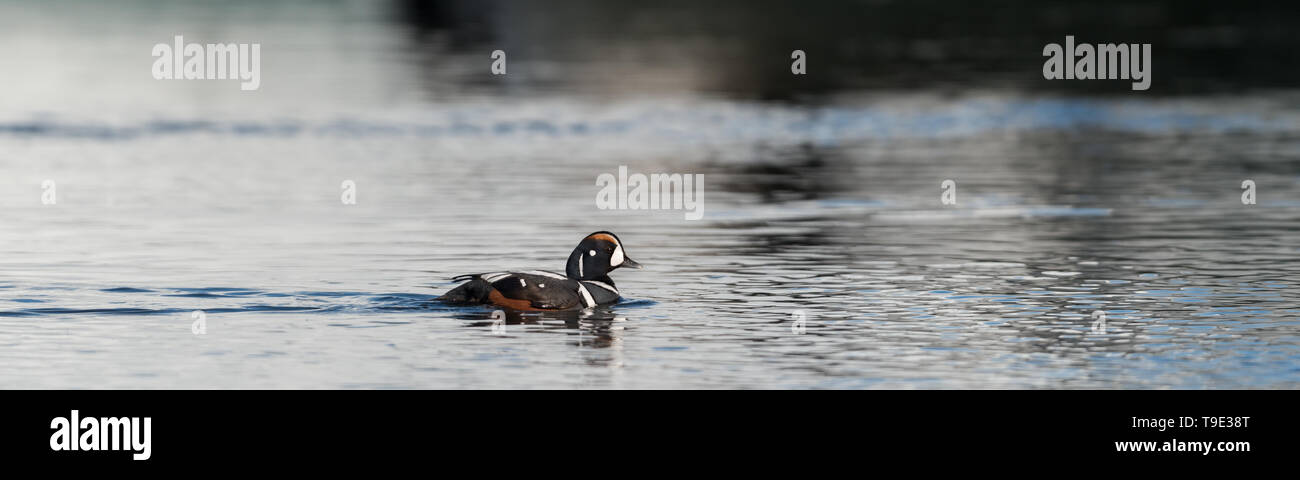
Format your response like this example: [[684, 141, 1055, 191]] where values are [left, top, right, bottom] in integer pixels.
[[0, 0, 1297, 389], [5, 0, 1300, 110]]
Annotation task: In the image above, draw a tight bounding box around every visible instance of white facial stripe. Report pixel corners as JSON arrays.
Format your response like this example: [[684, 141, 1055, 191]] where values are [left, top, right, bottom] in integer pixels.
[[610, 245, 625, 267]]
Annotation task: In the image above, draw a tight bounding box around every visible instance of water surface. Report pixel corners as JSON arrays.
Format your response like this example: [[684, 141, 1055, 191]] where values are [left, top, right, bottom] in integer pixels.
[[1, 0, 1297, 389]]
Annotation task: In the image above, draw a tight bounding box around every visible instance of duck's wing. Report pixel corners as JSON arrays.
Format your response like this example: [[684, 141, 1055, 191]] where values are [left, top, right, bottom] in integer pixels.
[[440, 271, 593, 310], [486, 272, 588, 310]]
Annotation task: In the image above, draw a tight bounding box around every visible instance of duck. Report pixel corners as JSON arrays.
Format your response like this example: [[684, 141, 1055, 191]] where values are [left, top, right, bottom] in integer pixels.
[[437, 231, 641, 310]]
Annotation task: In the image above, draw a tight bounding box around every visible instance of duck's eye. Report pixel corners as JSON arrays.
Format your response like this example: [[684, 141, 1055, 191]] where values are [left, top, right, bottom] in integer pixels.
[[588, 250, 596, 256]]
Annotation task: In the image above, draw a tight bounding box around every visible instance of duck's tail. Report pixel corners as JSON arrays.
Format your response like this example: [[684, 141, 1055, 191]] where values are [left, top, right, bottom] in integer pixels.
[[437, 276, 493, 304]]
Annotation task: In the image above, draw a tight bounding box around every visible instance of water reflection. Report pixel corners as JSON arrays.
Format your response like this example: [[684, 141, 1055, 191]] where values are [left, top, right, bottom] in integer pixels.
[[455, 305, 630, 350]]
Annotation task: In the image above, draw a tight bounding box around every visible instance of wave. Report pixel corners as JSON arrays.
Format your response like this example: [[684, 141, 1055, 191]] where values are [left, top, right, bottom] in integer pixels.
[[3, 96, 1295, 142]]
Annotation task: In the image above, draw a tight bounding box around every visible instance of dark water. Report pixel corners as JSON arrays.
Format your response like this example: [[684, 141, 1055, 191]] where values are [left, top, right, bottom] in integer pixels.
[[0, 1, 1298, 388]]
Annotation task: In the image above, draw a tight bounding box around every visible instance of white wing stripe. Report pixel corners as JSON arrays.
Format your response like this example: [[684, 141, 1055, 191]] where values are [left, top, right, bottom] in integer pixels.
[[484, 272, 511, 282], [523, 270, 569, 280]]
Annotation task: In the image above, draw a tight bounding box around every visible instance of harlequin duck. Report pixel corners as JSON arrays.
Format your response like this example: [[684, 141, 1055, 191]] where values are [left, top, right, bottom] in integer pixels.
[[437, 231, 642, 310]]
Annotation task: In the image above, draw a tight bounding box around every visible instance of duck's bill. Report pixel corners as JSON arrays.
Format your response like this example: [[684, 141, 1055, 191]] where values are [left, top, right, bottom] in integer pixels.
[[621, 257, 643, 269]]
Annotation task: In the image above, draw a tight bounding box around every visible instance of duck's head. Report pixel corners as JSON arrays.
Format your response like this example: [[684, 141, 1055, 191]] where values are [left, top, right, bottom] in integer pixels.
[[566, 231, 642, 280]]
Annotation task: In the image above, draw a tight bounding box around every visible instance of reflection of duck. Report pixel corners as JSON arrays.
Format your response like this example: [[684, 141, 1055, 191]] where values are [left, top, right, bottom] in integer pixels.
[[437, 232, 642, 310]]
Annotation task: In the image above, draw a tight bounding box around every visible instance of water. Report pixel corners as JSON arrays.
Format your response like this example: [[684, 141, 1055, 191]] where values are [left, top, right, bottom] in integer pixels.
[[1, 1, 1298, 389]]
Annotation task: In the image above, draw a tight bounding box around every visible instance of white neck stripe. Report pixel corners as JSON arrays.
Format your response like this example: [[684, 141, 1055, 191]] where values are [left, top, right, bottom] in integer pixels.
[[583, 280, 618, 294], [576, 283, 595, 308]]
